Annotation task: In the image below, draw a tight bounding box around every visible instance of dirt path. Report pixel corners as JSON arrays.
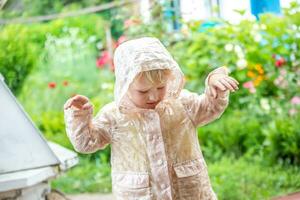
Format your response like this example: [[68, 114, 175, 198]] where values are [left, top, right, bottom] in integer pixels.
[[67, 193, 114, 200], [272, 192, 300, 200], [67, 192, 300, 200]]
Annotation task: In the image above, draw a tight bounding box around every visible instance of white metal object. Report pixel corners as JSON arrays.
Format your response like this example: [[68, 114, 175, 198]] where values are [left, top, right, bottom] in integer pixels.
[[0, 74, 78, 199], [0, 77, 59, 174]]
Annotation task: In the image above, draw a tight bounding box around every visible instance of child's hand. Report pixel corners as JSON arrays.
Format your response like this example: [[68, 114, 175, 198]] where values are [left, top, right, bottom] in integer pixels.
[[64, 95, 93, 110], [208, 71, 239, 98]]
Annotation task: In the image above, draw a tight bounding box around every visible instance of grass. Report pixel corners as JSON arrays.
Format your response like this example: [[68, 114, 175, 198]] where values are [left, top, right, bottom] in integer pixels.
[[52, 156, 112, 194], [208, 156, 300, 200]]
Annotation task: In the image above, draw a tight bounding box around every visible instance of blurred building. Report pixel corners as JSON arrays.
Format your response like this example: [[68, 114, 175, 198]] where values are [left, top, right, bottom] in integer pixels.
[[139, 0, 300, 29]]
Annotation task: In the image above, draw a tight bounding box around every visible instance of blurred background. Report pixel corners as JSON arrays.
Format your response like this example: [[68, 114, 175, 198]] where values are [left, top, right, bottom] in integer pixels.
[[0, 0, 299, 199]]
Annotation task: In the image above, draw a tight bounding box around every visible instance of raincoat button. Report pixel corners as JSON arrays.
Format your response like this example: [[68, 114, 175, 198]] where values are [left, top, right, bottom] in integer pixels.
[[157, 159, 163, 165], [161, 183, 167, 189]]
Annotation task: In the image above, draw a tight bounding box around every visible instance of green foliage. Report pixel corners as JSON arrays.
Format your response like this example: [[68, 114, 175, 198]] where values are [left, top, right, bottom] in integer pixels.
[[0, 0, 113, 18], [199, 109, 265, 162], [0, 25, 38, 95], [199, 106, 300, 165], [0, 15, 106, 95], [263, 114, 300, 165], [209, 156, 300, 200], [52, 156, 112, 193]]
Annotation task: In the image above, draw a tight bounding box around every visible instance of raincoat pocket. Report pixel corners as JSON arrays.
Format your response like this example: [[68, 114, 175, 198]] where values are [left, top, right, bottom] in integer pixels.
[[174, 159, 212, 199], [112, 172, 152, 200]]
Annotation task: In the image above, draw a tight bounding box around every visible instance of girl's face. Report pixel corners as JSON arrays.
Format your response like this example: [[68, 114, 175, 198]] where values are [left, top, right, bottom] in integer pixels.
[[128, 73, 168, 109]]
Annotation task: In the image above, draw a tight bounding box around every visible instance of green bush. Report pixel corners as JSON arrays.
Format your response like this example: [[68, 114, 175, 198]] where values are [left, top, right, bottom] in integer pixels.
[[263, 113, 300, 165], [209, 156, 300, 200], [198, 109, 265, 161], [0, 25, 38, 95], [0, 15, 106, 94]]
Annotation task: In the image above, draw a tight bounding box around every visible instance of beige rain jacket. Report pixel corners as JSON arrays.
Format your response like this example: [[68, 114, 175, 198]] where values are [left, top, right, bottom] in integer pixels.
[[64, 37, 229, 200]]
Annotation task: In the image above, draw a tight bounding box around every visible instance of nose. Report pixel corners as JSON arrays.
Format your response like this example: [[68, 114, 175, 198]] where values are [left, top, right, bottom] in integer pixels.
[[148, 91, 158, 102]]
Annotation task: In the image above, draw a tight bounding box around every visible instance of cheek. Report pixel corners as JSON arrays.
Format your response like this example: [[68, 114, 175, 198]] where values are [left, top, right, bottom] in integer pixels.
[[133, 92, 147, 103], [159, 89, 167, 99]]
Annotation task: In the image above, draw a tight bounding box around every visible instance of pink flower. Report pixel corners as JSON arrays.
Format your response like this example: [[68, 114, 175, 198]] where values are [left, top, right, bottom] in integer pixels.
[[243, 81, 256, 93], [243, 81, 254, 89], [96, 51, 111, 68], [291, 96, 300, 105]]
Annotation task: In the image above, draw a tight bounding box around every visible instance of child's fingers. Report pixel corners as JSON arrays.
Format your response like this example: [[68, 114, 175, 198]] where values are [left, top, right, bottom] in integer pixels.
[[228, 76, 239, 86], [224, 77, 239, 91], [64, 97, 79, 109], [214, 81, 227, 91], [64, 95, 89, 110], [82, 102, 93, 110], [71, 100, 86, 109], [72, 95, 89, 104], [219, 78, 235, 92]]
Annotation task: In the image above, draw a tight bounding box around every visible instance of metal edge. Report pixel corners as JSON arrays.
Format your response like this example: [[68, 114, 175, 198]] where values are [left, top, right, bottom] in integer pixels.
[[0, 78, 60, 171]]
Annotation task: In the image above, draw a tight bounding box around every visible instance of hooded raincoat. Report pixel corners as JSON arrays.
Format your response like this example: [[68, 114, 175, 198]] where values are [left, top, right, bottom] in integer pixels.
[[64, 37, 229, 200]]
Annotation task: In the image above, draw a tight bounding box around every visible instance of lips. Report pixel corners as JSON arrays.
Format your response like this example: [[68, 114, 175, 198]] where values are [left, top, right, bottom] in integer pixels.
[[147, 102, 158, 105]]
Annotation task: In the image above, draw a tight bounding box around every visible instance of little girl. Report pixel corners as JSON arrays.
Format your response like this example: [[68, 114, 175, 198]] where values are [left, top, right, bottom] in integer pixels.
[[64, 37, 239, 200]]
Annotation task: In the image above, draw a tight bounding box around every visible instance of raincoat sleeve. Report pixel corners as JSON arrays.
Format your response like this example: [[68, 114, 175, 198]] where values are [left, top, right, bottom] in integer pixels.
[[180, 67, 229, 127], [64, 103, 113, 153]]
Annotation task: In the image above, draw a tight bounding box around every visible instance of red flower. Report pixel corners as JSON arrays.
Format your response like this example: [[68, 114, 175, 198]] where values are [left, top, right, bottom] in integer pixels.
[[48, 82, 56, 89], [62, 80, 69, 86], [96, 51, 111, 68], [275, 57, 285, 68]]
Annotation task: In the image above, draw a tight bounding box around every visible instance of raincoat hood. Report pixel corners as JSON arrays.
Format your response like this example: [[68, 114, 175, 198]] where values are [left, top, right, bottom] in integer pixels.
[[113, 37, 185, 112]]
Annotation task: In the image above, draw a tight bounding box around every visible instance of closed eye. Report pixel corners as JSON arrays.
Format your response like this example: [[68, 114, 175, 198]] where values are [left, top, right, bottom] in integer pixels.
[[157, 86, 165, 90], [138, 90, 149, 94]]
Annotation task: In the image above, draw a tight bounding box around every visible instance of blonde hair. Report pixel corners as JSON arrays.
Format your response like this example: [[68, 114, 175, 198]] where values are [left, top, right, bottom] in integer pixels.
[[136, 69, 172, 84]]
